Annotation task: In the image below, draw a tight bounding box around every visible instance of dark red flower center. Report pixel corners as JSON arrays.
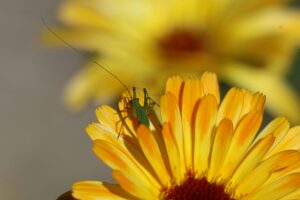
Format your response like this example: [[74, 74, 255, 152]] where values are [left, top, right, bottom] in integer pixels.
[[158, 29, 205, 57], [162, 177, 235, 200]]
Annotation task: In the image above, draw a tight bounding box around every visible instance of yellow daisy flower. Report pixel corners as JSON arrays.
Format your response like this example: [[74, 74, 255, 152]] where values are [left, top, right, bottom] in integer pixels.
[[45, 0, 300, 122], [61, 72, 300, 200]]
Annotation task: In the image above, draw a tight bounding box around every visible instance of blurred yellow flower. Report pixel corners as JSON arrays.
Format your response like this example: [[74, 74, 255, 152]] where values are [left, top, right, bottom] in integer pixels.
[[66, 73, 300, 200], [45, 0, 300, 122]]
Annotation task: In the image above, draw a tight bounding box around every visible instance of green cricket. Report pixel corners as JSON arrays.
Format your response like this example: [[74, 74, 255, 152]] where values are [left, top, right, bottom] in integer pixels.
[[125, 87, 155, 127], [42, 18, 158, 136]]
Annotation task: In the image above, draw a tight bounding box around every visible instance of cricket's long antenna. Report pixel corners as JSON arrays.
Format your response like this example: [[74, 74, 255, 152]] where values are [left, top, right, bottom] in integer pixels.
[[41, 17, 132, 97]]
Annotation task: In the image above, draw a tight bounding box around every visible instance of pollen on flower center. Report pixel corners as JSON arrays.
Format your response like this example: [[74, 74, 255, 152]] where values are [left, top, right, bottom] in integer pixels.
[[162, 176, 235, 200], [159, 29, 205, 57]]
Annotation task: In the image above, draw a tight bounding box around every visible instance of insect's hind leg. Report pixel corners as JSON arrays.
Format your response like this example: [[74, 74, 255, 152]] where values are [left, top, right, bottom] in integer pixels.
[[115, 113, 130, 138], [143, 88, 159, 108], [115, 95, 135, 138]]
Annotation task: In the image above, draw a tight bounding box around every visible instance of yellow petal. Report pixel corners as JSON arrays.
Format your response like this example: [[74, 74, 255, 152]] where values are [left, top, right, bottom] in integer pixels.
[[160, 92, 185, 177], [72, 181, 131, 200], [240, 90, 265, 117], [230, 134, 275, 186], [95, 104, 136, 138], [220, 64, 300, 124], [247, 173, 300, 200], [217, 88, 244, 127], [181, 78, 203, 168], [200, 72, 220, 104], [136, 125, 170, 186], [219, 111, 263, 180], [112, 170, 159, 199], [233, 0, 289, 15], [42, 28, 106, 50], [254, 117, 289, 145], [93, 140, 161, 191], [236, 150, 300, 195], [162, 123, 182, 183], [58, 0, 109, 28], [86, 123, 145, 170], [263, 135, 300, 185], [165, 76, 184, 103], [269, 126, 300, 154], [231, 9, 300, 42], [281, 186, 300, 200], [266, 161, 300, 186], [62, 61, 123, 111], [207, 119, 233, 181], [86, 123, 124, 148], [181, 78, 203, 120], [95, 105, 120, 133], [194, 95, 218, 174]]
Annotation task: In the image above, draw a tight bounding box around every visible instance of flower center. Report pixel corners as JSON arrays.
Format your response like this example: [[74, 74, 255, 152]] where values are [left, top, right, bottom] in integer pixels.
[[162, 177, 235, 200], [158, 28, 205, 58]]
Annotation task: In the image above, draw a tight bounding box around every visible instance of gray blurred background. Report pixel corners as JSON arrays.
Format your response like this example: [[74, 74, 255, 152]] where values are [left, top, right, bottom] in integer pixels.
[[0, 0, 112, 199], [0, 0, 300, 200]]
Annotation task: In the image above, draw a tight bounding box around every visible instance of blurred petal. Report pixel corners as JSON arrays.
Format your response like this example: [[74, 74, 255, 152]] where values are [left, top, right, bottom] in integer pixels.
[[221, 64, 300, 123]]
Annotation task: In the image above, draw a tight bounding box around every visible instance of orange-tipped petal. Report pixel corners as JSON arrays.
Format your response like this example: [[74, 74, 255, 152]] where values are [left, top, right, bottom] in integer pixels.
[[219, 111, 263, 179], [137, 125, 171, 186], [194, 95, 218, 174]]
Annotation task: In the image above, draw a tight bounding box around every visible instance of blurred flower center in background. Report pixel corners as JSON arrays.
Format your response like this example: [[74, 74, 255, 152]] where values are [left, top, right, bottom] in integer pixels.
[[60, 73, 300, 200], [159, 28, 205, 58], [43, 0, 300, 123]]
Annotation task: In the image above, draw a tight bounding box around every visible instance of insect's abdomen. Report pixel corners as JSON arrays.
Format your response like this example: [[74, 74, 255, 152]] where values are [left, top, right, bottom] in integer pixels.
[[132, 99, 150, 127]]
